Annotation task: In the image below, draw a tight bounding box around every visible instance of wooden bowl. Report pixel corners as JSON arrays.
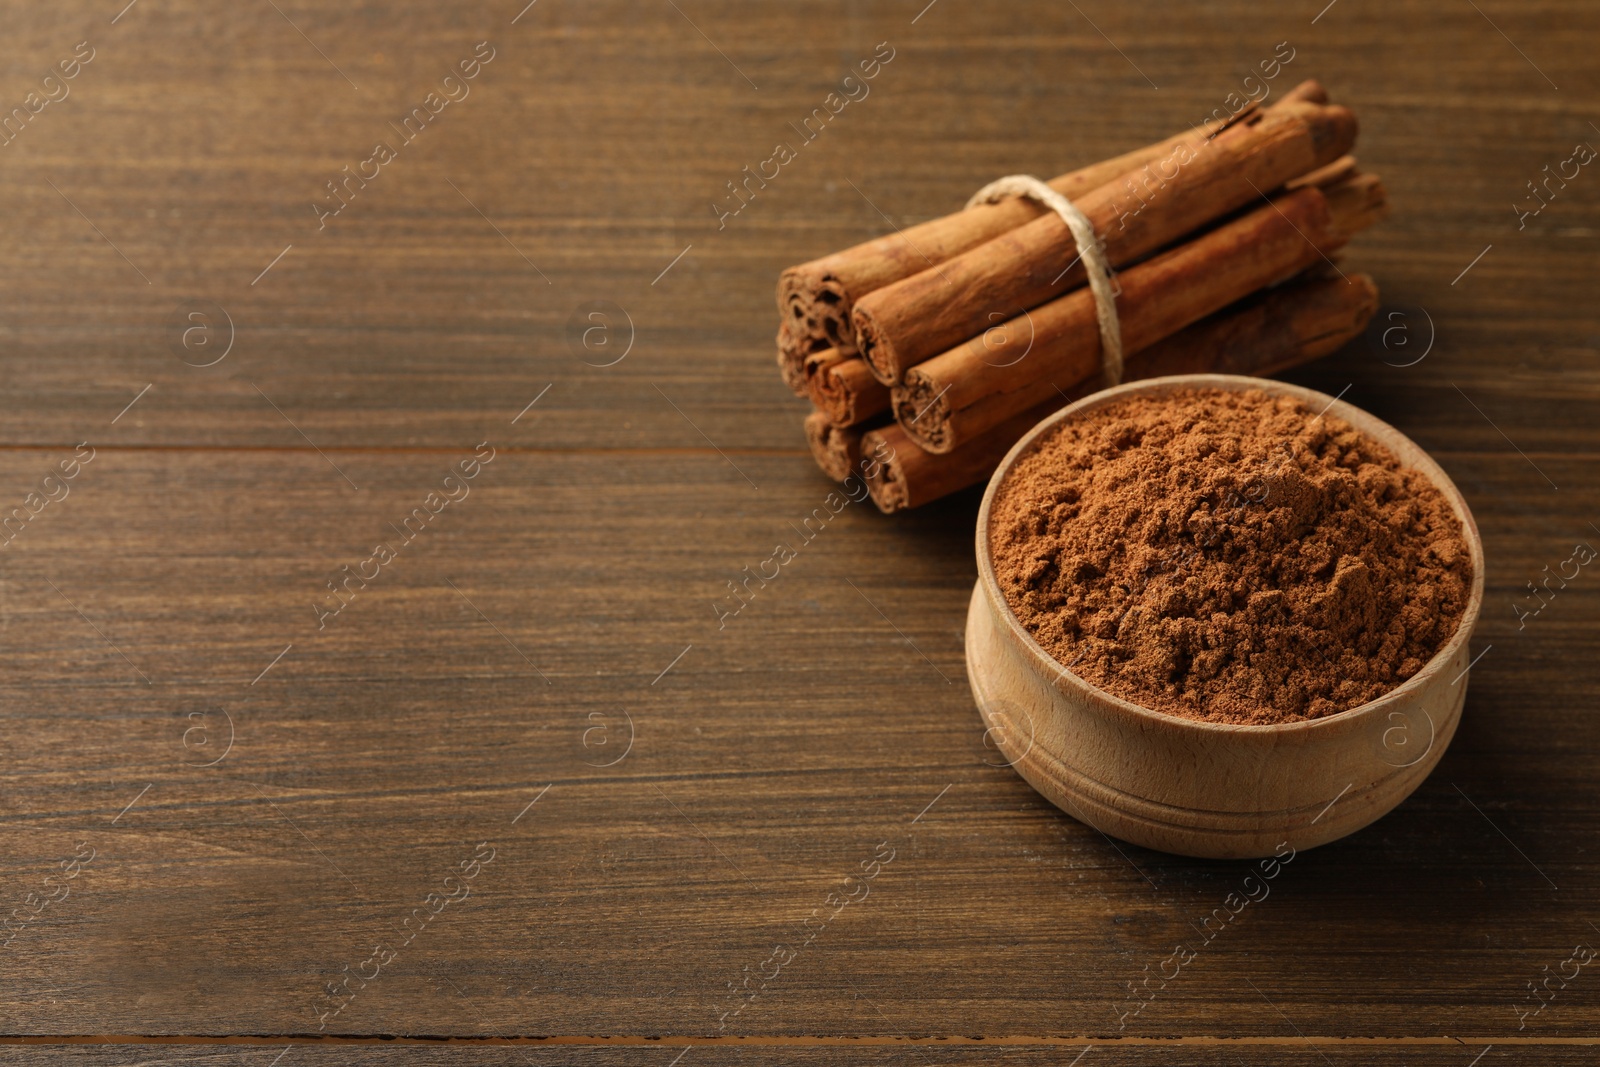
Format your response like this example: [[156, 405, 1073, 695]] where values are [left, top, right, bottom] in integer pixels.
[[967, 374, 1485, 859]]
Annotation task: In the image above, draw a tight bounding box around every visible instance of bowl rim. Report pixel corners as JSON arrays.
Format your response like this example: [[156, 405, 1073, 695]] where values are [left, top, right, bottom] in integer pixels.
[[974, 373, 1487, 737]]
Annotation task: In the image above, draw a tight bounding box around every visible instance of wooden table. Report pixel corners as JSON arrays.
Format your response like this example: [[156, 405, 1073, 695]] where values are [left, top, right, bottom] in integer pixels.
[[2, 1, 1596, 1062]]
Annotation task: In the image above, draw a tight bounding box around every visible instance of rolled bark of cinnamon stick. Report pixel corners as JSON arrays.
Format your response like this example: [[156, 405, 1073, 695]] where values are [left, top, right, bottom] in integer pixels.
[[803, 345, 850, 389], [862, 400, 1066, 515], [852, 101, 1359, 385], [780, 151, 1164, 356], [1127, 269, 1378, 379], [777, 323, 833, 397], [863, 270, 1380, 513], [804, 409, 888, 482], [810, 357, 891, 426], [1287, 153, 1358, 191], [894, 173, 1387, 453], [778, 81, 1331, 355]]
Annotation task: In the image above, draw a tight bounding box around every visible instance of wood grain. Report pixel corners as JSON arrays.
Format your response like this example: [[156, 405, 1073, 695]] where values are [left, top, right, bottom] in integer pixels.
[[0, 0, 1597, 1058], [2, 1044, 1597, 1065]]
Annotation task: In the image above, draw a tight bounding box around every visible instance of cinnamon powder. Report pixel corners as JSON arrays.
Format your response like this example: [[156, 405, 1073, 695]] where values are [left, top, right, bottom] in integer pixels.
[[988, 387, 1472, 725]]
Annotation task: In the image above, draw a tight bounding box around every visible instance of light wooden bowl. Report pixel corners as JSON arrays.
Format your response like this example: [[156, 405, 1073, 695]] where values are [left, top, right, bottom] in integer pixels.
[[968, 374, 1485, 859]]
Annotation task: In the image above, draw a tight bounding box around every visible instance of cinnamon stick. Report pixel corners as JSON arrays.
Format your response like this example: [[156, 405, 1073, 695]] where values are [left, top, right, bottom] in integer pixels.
[[863, 400, 1064, 515], [894, 173, 1387, 453], [804, 409, 888, 482], [1287, 153, 1358, 191], [778, 81, 1332, 355], [810, 357, 891, 426], [863, 271, 1379, 513], [1127, 269, 1378, 379], [777, 322, 832, 397], [852, 101, 1359, 385], [803, 346, 850, 388]]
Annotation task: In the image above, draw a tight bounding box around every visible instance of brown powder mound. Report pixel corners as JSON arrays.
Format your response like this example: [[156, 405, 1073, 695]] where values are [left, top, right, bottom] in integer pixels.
[[988, 387, 1473, 725]]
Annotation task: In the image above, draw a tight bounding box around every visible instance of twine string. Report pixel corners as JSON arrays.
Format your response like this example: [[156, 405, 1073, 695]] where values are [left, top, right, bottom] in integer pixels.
[[966, 175, 1124, 386]]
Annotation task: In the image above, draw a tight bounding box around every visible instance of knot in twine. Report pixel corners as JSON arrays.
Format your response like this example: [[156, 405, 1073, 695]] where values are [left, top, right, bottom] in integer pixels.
[[965, 175, 1123, 387]]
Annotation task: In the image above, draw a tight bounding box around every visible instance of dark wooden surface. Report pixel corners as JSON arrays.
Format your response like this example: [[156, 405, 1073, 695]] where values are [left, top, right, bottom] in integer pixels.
[[1, 0, 1598, 1061]]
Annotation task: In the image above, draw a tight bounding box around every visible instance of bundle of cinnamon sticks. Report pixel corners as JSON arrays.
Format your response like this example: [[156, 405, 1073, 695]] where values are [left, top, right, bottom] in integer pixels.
[[778, 80, 1385, 512]]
